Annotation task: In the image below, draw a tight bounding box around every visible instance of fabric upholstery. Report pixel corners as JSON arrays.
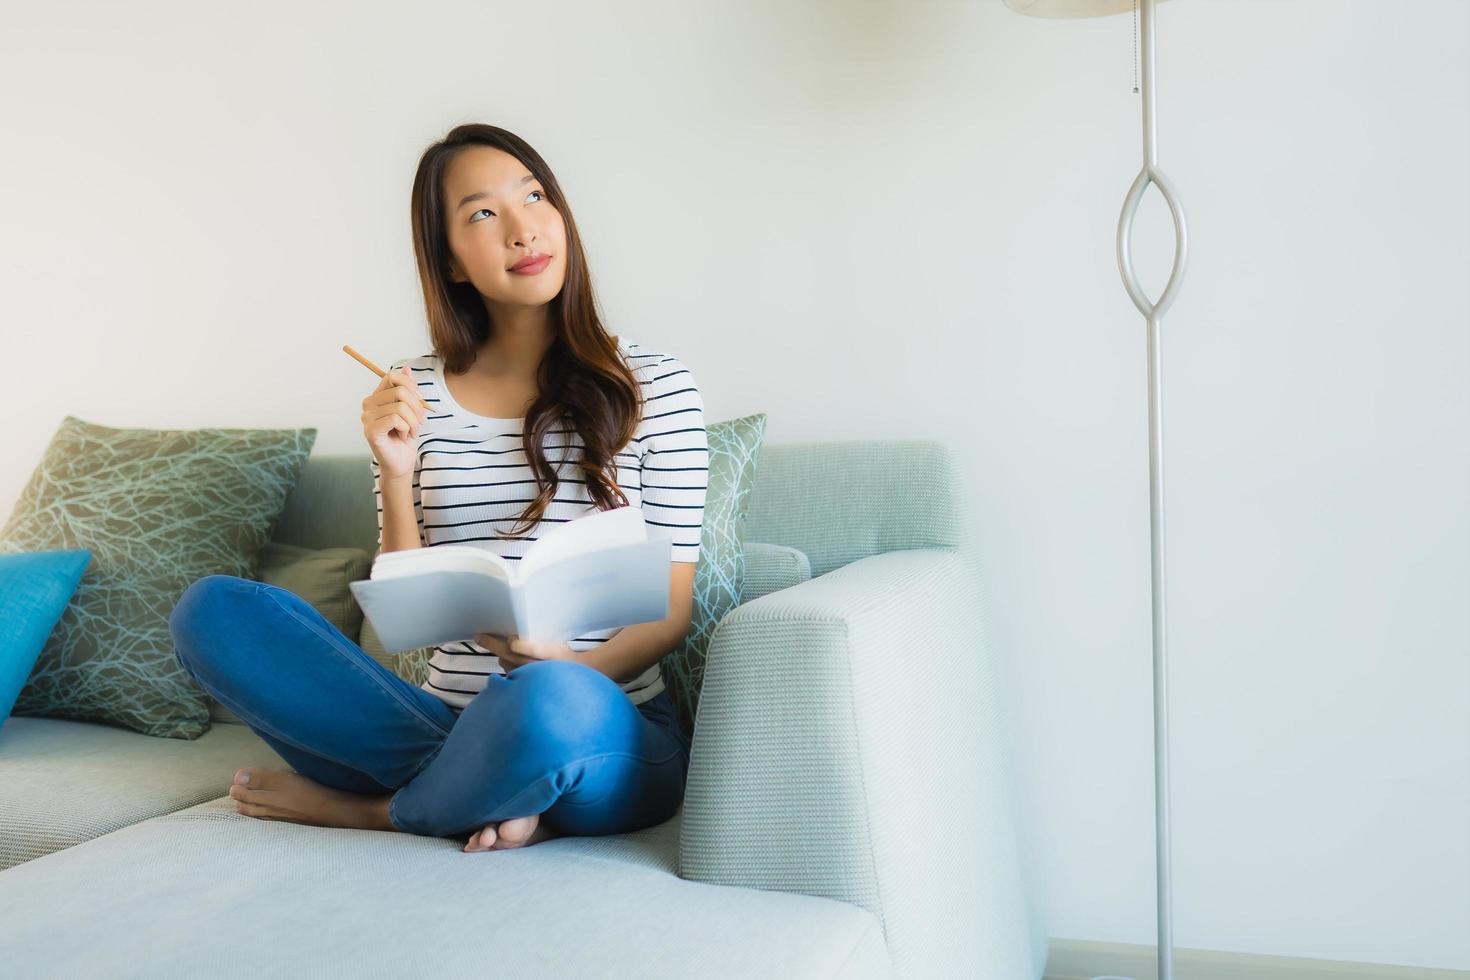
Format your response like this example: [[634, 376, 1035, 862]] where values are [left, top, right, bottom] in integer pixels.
[[738, 541, 812, 604], [679, 548, 1045, 980], [743, 439, 968, 577], [0, 716, 288, 870], [0, 416, 316, 738], [0, 795, 893, 979]]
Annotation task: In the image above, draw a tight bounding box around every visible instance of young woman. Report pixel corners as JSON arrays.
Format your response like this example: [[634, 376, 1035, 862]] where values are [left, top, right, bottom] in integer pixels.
[[168, 123, 707, 854]]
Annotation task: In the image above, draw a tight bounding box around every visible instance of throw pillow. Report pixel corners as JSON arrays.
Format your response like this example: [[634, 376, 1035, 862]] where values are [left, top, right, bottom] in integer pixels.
[[659, 413, 767, 740], [199, 542, 373, 726], [0, 549, 92, 729], [0, 416, 316, 739]]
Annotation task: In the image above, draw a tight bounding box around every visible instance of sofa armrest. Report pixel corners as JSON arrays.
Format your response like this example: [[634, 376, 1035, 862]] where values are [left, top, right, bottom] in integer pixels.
[[740, 541, 813, 605], [679, 548, 1044, 979]]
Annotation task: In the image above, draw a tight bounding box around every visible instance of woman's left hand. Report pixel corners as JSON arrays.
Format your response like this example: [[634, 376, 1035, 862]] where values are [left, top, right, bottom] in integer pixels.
[[474, 632, 577, 672]]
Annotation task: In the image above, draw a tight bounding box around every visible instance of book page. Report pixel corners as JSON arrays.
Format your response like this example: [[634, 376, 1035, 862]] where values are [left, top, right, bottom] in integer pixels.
[[521, 536, 671, 643], [519, 504, 648, 578], [349, 571, 521, 652], [369, 543, 512, 581]]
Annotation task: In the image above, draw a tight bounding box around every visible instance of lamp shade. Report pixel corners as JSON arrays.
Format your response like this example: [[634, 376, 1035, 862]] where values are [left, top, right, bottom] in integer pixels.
[[1003, 0, 1172, 17]]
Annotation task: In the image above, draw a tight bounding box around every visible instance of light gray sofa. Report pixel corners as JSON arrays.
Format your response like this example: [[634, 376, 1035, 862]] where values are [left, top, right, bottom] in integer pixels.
[[0, 439, 1047, 979]]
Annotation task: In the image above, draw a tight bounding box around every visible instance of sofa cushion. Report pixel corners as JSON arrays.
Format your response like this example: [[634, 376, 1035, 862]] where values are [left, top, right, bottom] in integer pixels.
[[0, 416, 316, 739], [0, 716, 288, 870], [0, 795, 892, 979]]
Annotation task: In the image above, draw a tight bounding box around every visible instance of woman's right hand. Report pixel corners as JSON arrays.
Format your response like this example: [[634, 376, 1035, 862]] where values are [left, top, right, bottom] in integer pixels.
[[362, 364, 429, 480]]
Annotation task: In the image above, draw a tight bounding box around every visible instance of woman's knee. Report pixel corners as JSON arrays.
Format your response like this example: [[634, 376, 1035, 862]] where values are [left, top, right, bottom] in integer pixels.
[[168, 574, 262, 662], [513, 659, 618, 701], [497, 659, 629, 742]]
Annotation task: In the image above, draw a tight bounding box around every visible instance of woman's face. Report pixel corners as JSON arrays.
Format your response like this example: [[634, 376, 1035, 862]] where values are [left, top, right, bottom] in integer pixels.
[[441, 145, 567, 309]]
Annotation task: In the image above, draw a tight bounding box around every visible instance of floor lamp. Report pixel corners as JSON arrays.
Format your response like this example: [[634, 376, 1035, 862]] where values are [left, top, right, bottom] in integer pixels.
[[1001, 2, 1187, 980]]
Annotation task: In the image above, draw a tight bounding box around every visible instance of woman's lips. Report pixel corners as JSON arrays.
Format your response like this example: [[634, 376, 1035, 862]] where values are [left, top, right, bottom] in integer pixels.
[[509, 255, 551, 276]]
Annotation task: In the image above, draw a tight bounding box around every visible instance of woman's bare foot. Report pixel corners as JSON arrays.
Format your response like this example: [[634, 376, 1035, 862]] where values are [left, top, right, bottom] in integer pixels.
[[464, 811, 560, 852], [227, 766, 394, 832]]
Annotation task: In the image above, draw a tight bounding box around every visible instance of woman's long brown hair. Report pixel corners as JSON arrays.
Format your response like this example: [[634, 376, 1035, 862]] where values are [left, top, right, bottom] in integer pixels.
[[409, 124, 640, 540]]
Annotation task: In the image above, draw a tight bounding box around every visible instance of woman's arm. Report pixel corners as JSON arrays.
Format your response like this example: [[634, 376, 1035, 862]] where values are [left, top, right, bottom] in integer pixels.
[[378, 475, 425, 554]]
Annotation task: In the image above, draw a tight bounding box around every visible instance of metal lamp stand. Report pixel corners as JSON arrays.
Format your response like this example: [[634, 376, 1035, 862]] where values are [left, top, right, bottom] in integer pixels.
[[1114, 1, 1187, 978]]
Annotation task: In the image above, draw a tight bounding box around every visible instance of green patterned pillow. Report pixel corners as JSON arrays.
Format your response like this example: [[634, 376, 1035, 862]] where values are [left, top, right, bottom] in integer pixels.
[[0, 416, 316, 739], [660, 413, 767, 740]]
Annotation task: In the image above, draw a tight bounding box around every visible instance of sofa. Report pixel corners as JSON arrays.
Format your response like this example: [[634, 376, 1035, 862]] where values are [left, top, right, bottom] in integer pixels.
[[0, 439, 1047, 979]]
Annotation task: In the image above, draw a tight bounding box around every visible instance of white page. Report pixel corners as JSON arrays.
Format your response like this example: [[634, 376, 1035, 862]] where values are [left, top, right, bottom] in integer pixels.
[[369, 543, 512, 581], [522, 535, 671, 642], [519, 504, 648, 578]]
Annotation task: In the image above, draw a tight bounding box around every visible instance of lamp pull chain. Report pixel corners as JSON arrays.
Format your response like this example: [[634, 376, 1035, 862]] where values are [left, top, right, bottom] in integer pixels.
[[1132, 0, 1140, 93]]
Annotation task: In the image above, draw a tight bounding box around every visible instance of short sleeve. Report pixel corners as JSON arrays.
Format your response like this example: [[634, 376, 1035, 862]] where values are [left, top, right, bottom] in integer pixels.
[[369, 356, 426, 552], [636, 354, 708, 563]]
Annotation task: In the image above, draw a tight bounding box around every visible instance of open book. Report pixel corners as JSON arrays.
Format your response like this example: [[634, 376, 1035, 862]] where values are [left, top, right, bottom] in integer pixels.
[[348, 504, 671, 654]]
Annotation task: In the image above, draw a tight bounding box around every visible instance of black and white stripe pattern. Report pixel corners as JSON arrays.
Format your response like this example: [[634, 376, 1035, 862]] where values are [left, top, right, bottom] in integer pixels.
[[369, 336, 708, 712]]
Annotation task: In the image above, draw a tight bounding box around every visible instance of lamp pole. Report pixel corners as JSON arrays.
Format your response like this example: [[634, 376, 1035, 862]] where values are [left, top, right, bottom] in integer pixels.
[[1114, 1, 1188, 978], [1005, 1, 1190, 977]]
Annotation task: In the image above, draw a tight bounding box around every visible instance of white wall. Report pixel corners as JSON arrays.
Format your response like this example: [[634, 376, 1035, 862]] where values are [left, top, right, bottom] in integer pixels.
[[2, 0, 1465, 971]]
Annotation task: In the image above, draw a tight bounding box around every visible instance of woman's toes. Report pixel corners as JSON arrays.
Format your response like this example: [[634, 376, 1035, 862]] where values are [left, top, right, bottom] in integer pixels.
[[462, 814, 556, 853], [234, 766, 277, 788], [490, 814, 537, 849], [228, 767, 273, 802], [464, 824, 499, 852]]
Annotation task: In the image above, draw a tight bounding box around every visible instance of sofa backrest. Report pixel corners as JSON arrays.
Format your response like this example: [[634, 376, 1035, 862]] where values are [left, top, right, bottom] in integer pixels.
[[744, 438, 964, 577], [269, 439, 965, 577]]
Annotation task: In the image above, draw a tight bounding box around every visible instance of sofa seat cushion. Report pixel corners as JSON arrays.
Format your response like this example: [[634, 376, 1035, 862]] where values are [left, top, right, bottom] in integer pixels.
[[0, 716, 287, 870], [0, 795, 892, 979]]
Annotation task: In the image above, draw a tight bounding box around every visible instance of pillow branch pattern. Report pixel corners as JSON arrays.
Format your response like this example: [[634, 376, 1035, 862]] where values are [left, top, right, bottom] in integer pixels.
[[0, 416, 317, 739], [659, 413, 766, 740]]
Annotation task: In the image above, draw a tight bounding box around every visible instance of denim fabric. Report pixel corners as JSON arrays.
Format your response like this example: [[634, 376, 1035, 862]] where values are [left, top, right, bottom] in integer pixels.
[[167, 574, 692, 840]]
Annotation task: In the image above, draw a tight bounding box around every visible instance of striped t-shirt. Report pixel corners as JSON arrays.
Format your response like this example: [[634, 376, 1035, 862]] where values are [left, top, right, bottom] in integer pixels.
[[369, 336, 708, 712]]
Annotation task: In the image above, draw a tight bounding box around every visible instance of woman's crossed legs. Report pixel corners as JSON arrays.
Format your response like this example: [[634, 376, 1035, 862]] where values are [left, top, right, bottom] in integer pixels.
[[167, 575, 689, 852]]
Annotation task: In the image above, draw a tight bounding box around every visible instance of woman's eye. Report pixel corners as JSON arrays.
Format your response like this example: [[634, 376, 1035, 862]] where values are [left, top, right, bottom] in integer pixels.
[[469, 190, 546, 223]]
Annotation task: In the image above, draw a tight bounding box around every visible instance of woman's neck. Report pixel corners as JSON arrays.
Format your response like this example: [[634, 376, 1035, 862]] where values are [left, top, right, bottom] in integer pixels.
[[475, 310, 555, 379]]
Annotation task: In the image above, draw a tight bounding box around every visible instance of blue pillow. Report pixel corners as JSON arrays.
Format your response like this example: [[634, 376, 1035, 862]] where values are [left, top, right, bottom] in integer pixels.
[[0, 549, 91, 730]]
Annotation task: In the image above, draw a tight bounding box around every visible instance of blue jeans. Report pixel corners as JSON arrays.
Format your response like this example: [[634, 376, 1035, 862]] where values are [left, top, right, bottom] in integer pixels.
[[167, 574, 692, 841]]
